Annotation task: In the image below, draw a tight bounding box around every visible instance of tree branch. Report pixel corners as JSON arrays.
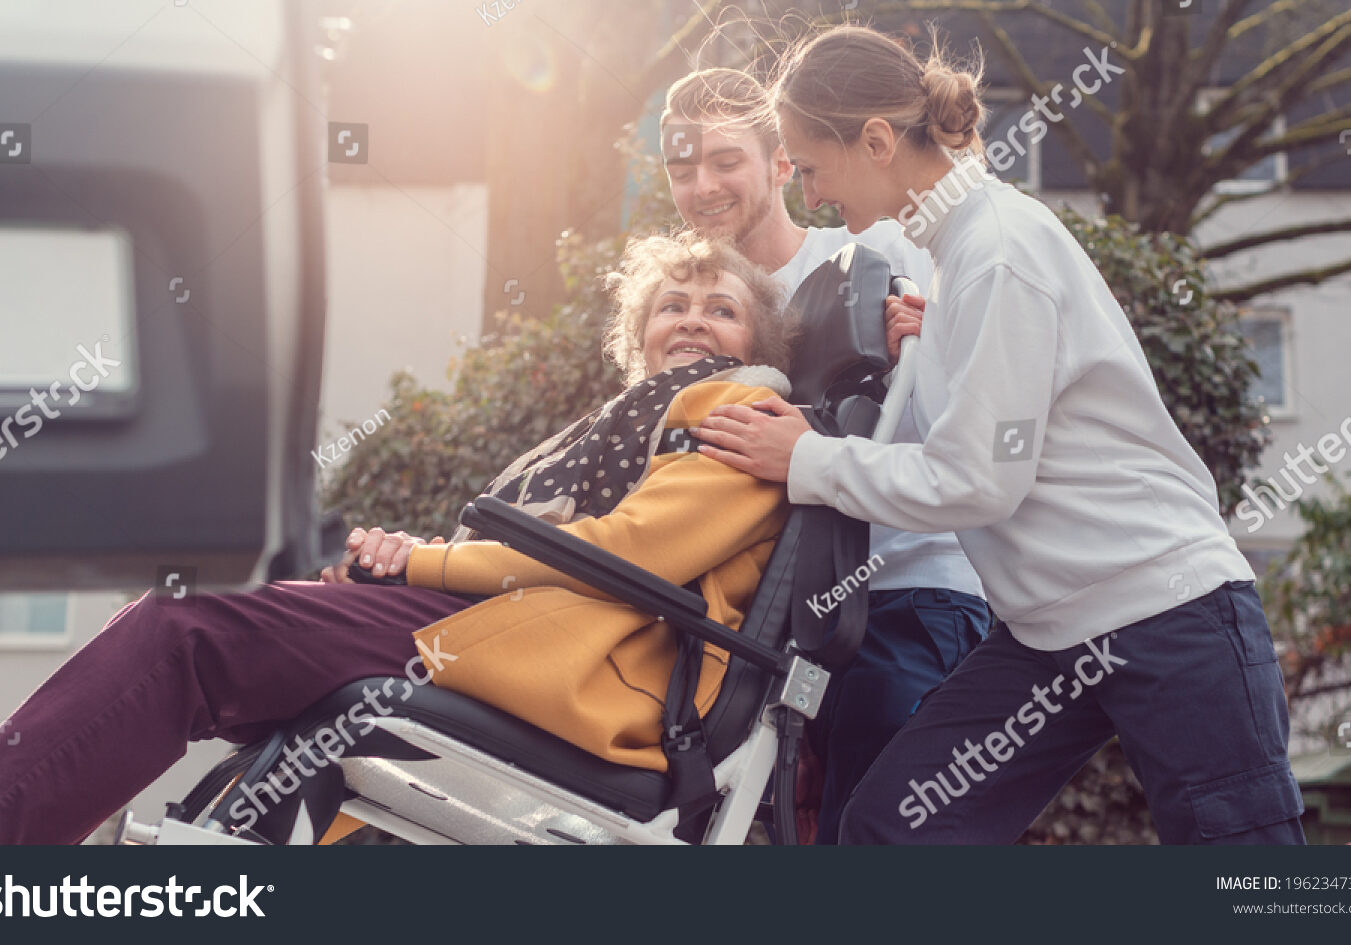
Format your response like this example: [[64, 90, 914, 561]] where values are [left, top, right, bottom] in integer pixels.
[[1203, 28, 1351, 182], [1308, 66, 1351, 97], [1189, 150, 1350, 228], [1190, 188, 1268, 229], [1212, 257, 1351, 303], [1207, 10, 1351, 132], [1229, 0, 1303, 43], [1289, 677, 1351, 703], [1170, 0, 1258, 138], [1246, 104, 1351, 161], [1202, 218, 1351, 258], [871, 1, 1125, 55], [1073, 0, 1117, 36]]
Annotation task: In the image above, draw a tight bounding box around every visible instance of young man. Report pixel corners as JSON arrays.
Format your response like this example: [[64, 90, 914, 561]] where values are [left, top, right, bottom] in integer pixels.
[[660, 68, 993, 843]]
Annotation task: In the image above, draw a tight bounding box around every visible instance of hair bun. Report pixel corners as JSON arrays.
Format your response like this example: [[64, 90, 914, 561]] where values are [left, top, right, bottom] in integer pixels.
[[921, 61, 981, 151]]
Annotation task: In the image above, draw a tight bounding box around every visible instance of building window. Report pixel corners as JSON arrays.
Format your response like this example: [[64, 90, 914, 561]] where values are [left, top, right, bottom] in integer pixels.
[[0, 593, 71, 649], [981, 90, 1041, 191], [1238, 306, 1294, 420], [1197, 88, 1288, 195]]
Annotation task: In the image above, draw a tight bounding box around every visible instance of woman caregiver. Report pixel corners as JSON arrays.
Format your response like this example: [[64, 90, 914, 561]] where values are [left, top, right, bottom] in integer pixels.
[[693, 24, 1304, 845]]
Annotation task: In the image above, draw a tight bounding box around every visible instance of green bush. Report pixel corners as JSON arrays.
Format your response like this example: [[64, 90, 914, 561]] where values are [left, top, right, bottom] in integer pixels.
[[1261, 473, 1351, 732]]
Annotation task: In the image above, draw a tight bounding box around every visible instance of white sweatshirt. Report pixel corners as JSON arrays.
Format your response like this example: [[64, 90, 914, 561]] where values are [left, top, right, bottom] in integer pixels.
[[787, 160, 1254, 651], [774, 221, 984, 600]]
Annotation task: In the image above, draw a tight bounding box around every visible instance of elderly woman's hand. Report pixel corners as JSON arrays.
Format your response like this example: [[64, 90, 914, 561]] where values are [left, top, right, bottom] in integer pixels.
[[694, 395, 812, 483], [885, 292, 925, 363], [319, 526, 445, 584]]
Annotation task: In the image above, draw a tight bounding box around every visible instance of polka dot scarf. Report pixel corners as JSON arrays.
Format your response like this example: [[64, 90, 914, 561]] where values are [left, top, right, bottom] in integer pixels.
[[454, 356, 744, 539]]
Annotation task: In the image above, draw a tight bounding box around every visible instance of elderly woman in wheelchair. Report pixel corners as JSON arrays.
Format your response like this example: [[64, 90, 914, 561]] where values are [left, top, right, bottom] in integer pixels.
[[0, 230, 813, 844], [2, 229, 910, 846]]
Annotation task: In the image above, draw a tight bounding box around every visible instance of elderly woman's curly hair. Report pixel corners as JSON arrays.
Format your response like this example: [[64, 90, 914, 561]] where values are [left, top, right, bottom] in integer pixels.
[[603, 230, 794, 385]]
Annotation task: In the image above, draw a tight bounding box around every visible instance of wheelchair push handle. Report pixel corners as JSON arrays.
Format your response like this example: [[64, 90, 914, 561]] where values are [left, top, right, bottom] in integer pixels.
[[871, 275, 922, 442]]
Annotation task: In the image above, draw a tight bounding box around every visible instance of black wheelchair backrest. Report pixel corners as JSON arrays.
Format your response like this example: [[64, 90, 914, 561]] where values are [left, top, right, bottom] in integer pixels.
[[701, 241, 903, 762], [785, 242, 895, 410]]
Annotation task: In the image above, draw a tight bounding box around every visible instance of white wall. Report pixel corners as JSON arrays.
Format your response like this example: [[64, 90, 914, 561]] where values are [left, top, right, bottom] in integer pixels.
[[318, 182, 488, 447]]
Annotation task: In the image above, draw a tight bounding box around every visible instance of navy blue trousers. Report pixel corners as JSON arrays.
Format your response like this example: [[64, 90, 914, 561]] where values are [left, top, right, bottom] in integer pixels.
[[813, 587, 991, 844], [838, 581, 1306, 844]]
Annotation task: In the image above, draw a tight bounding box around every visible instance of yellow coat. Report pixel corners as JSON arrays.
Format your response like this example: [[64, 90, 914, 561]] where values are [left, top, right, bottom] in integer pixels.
[[405, 380, 789, 771]]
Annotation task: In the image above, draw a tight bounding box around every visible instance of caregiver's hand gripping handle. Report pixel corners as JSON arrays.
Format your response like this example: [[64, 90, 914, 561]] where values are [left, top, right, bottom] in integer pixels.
[[873, 275, 923, 441]]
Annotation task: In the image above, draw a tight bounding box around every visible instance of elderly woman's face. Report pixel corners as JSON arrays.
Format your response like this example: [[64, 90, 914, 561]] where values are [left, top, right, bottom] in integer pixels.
[[640, 270, 755, 376]]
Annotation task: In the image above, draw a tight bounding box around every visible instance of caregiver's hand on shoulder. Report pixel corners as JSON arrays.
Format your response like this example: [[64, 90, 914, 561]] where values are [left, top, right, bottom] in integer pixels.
[[694, 396, 811, 483], [885, 292, 925, 363], [319, 526, 445, 584]]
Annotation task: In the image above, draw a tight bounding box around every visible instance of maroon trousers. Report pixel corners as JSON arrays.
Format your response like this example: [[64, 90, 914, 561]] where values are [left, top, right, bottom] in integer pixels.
[[0, 581, 473, 845]]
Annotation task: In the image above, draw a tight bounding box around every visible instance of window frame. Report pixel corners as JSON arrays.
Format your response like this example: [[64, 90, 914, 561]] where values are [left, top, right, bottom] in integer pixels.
[[1238, 305, 1296, 422], [0, 592, 73, 650], [1197, 88, 1289, 195]]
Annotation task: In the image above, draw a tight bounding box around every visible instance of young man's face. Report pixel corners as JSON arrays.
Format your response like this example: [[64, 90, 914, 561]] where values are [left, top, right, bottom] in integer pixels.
[[663, 119, 792, 243]]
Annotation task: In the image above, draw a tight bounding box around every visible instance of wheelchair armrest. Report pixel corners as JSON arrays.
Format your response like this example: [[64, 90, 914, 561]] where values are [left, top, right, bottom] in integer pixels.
[[460, 496, 791, 674]]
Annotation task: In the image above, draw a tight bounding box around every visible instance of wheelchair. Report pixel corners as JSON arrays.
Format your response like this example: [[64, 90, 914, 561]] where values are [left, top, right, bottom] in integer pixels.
[[115, 244, 920, 846]]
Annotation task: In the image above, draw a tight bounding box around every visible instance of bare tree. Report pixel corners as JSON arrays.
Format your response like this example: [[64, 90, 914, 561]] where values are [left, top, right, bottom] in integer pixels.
[[865, 0, 1351, 303]]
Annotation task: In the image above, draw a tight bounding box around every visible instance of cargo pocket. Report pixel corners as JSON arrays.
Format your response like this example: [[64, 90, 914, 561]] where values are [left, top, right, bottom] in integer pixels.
[[1228, 582, 1278, 666], [1188, 762, 1304, 840]]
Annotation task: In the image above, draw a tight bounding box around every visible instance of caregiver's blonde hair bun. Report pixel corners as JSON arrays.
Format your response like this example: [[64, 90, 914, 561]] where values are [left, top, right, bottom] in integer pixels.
[[921, 58, 982, 151], [773, 24, 985, 157]]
